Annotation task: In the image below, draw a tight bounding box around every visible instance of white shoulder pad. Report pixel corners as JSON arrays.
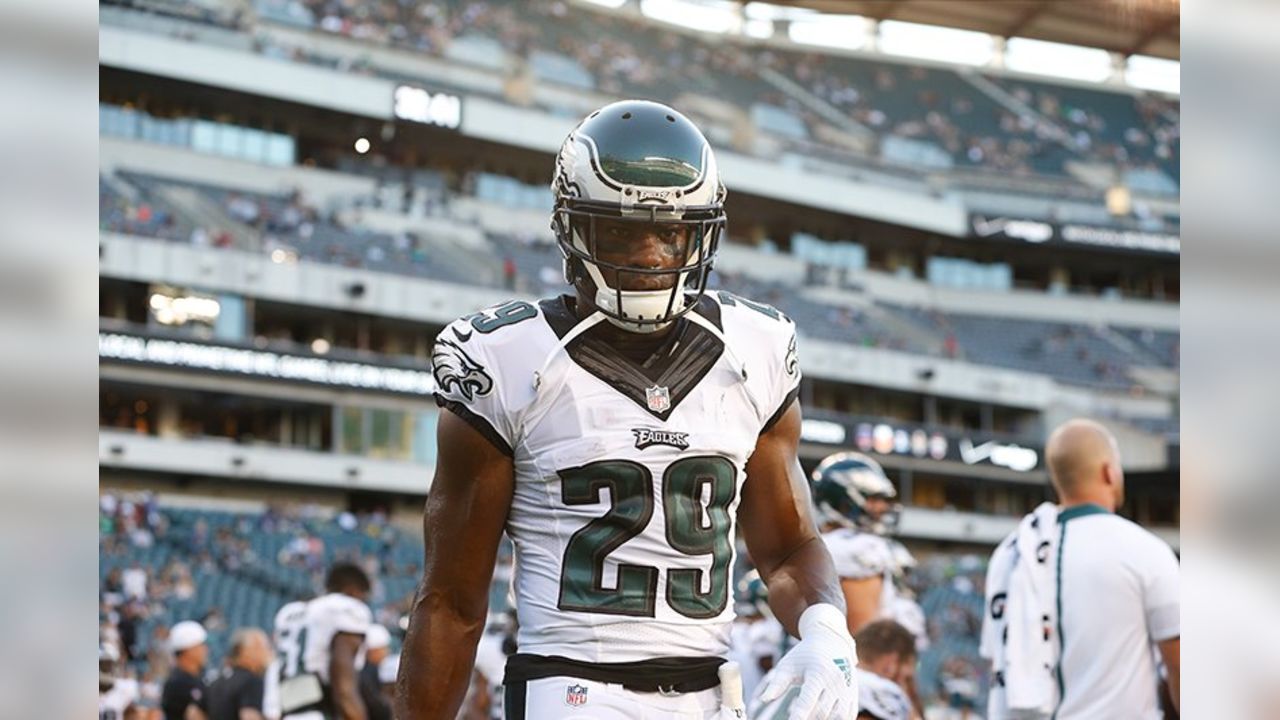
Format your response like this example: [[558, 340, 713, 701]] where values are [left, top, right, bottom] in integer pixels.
[[315, 593, 373, 636], [823, 529, 892, 580], [711, 291, 800, 431], [432, 299, 546, 455]]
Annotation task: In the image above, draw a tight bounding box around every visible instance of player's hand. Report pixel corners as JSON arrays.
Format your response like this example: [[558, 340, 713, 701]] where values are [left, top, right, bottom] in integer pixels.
[[757, 604, 859, 720]]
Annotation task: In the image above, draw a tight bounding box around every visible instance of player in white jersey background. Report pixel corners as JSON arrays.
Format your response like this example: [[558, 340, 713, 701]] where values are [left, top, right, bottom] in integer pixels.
[[398, 100, 860, 720], [810, 452, 927, 715], [100, 642, 140, 720], [264, 563, 373, 720]]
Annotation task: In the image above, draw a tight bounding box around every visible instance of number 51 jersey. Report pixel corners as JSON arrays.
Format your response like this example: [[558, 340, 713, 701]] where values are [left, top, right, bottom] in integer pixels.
[[433, 292, 800, 663]]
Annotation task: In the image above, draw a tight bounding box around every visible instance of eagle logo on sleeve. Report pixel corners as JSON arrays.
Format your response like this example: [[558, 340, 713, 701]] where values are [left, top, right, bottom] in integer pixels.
[[432, 338, 494, 401]]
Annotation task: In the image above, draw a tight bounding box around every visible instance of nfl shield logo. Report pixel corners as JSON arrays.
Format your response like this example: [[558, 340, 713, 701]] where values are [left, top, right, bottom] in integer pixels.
[[645, 385, 671, 412], [565, 683, 589, 707]]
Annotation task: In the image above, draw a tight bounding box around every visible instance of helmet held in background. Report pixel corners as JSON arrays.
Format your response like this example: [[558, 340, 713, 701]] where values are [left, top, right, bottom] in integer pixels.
[[810, 451, 902, 534], [551, 100, 727, 333]]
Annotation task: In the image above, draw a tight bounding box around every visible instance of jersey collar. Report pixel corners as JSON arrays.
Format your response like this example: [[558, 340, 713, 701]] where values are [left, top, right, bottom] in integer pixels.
[[1057, 503, 1110, 523]]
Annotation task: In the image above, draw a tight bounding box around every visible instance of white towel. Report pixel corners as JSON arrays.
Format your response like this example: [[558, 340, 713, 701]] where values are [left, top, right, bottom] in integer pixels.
[[980, 502, 1060, 720]]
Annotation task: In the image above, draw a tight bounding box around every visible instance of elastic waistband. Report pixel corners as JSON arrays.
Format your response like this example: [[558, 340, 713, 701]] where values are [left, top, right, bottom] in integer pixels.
[[504, 653, 724, 694]]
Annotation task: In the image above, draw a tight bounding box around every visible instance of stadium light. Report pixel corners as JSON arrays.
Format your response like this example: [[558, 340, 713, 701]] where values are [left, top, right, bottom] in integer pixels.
[[743, 18, 773, 39], [354, 137, 371, 154], [789, 14, 870, 51], [639, 0, 737, 33], [744, 2, 819, 21], [1005, 37, 1112, 82], [1125, 55, 1180, 94], [878, 20, 995, 66]]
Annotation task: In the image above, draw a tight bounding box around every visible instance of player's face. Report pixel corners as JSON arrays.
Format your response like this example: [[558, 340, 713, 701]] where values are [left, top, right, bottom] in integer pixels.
[[589, 218, 691, 291], [864, 495, 892, 521], [191, 643, 209, 667]]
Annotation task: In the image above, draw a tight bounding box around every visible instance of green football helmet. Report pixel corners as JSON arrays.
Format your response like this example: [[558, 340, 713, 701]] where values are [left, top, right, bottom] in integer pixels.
[[551, 100, 727, 333], [811, 451, 901, 534]]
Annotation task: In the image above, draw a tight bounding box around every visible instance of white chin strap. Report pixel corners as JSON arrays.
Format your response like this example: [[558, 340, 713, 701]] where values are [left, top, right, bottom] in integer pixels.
[[594, 287, 681, 334], [582, 260, 687, 335]]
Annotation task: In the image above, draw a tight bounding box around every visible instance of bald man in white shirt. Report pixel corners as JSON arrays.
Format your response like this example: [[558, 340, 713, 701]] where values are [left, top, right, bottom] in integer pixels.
[[1044, 419, 1180, 719]]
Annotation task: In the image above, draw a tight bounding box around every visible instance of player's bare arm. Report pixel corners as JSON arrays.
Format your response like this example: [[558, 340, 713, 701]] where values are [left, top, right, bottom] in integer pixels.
[[739, 400, 845, 634], [741, 399, 861, 717], [840, 575, 885, 635], [330, 631, 368, 720], [396, 410, 515, 720]]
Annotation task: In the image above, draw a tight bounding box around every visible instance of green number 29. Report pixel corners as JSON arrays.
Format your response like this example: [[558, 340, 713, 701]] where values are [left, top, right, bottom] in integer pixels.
[[557, 456, 736, 619]]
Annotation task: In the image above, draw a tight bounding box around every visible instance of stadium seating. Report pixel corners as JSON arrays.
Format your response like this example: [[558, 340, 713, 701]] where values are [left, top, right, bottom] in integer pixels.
[[103, 501, 990, 709], [99, 167, 1178, 395], [106, 0, 1179, 190], [908, 555, 991, 706], [101, 502, 515, 675]]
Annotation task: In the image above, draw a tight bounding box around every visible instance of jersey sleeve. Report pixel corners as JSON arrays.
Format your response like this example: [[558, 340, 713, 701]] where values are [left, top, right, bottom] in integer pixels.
[[1141, 536, 1180, 641], [715, 292, 801, 433], [760, 322, 801, 433], [331, 595, 374, 636], [824, 531, 891, 580], [431, 318, 516, 456]]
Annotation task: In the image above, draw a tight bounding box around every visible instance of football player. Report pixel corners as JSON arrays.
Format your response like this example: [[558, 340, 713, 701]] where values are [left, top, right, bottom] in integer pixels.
[[266, 563, 372, 720], [399, 100, 858, 719], [99, 642, 141, 720], [810, 453, 923, 636]]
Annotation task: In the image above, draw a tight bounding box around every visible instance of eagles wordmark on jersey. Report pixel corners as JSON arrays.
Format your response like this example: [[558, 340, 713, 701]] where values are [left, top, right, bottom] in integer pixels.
[[433, 290, 800, 662]]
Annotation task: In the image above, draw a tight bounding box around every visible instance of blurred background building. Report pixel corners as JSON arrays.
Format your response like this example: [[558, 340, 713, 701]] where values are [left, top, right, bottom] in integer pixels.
[[98, 0, 1179, 714]]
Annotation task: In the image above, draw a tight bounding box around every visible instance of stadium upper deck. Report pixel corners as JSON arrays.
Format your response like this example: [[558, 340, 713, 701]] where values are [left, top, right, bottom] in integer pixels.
[[100, 0, 1179, 235]]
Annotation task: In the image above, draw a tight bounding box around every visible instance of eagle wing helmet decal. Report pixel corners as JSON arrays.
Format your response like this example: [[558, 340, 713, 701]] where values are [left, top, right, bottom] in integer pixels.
[[432, 338, 494, 401]]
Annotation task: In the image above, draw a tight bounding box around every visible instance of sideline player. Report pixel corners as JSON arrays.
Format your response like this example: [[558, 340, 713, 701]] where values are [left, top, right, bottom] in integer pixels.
[[398, 100, 858, 719], [267, 563, 372, 720], [810, 452, 924, 642], [100, 642, 141, 720]]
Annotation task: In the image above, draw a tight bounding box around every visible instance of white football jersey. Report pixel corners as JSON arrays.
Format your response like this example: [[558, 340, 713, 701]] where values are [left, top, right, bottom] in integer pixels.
[[823, 528, 894, 583], [824, 528, 931, 646], [274, 594, 372, 683], [433, 293, 800, 662], [99, 679, 138, 720]]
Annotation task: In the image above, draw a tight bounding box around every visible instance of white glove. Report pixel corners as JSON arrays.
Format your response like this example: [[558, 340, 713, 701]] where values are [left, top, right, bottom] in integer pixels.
[[757, 603, 859, 720]]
